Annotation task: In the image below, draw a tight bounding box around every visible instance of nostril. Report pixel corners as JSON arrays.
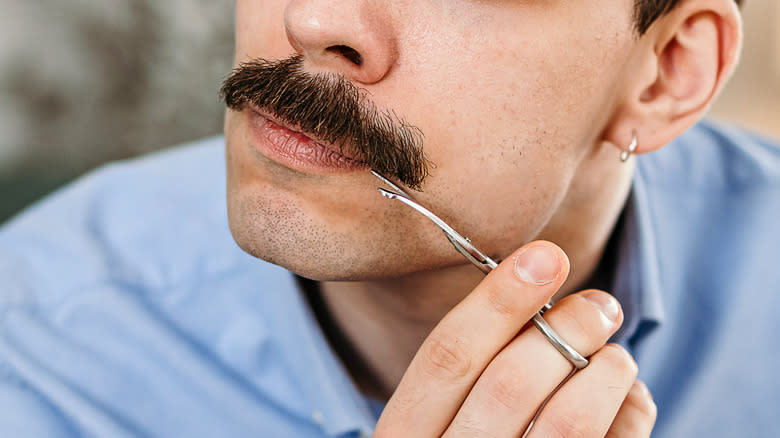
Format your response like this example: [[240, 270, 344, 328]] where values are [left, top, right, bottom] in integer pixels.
[[326, 45, 364, 66]]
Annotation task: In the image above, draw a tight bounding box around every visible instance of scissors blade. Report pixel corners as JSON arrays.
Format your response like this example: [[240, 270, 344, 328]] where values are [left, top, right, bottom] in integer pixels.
[[374, 181, 498, 273]]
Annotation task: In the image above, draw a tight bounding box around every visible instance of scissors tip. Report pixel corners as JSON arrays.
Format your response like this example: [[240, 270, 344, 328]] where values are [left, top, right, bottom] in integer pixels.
[[370, 169, 412, 198]]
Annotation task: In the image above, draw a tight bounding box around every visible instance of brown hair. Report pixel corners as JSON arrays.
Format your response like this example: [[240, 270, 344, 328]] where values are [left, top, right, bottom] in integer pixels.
[[635, 0, 743, 34]]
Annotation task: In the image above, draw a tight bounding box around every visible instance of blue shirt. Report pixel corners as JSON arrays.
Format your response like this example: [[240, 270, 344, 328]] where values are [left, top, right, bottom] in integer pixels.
[[1, 120, 778, 437]]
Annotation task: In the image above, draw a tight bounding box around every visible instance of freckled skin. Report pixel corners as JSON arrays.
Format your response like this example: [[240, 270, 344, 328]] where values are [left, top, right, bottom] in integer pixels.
[[224, 0, 637, 283]]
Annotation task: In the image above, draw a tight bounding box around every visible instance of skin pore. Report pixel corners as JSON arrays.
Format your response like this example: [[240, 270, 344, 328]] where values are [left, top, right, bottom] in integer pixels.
[[224, 0, 741, 401]]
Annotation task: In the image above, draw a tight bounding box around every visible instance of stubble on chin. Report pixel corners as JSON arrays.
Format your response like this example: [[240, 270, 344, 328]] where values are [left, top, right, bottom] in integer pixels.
[[225, 184, 472, 281]]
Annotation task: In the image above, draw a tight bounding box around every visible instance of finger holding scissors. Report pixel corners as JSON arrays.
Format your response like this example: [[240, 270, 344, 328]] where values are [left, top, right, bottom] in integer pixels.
[[371, 171, 655, 438]]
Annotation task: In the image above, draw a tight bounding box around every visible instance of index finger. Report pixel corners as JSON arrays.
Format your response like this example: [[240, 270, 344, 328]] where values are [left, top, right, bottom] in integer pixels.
[[374, 241, 569, 438]]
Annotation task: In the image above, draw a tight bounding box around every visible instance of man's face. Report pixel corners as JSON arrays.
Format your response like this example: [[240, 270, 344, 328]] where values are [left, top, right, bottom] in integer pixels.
[[225, 0, 637, 280]]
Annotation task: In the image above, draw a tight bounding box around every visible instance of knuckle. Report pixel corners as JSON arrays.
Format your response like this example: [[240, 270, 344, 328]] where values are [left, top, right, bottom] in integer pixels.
[[599, 343, 639, 378], [627, 384, 658, 420], [547, 412, 596, 438], [646, 398, 659, 421], [421, 334, 472, 380], [446, 415, 498, 438], [483, 368, 527, 410], [638, 396, 659, 421]]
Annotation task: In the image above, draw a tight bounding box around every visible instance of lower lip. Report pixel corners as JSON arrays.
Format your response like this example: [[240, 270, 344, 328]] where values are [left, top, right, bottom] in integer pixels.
[[247, 110, 367, 173]]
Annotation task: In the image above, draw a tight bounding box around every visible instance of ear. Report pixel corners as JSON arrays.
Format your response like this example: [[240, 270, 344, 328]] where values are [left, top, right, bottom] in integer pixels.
[[603, 0, 742, 156]]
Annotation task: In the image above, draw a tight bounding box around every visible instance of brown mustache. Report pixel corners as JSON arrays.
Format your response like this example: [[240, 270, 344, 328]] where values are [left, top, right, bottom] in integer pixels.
[[219, 55, 430, 190]]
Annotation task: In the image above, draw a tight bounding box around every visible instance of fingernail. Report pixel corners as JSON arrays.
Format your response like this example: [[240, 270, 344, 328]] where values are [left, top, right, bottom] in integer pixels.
[[513, 244, 560, 285], [582, 290, 621, 323]]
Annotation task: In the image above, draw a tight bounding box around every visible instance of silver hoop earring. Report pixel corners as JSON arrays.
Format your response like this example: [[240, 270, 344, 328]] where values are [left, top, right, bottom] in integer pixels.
[[620, 130, 638, 162]]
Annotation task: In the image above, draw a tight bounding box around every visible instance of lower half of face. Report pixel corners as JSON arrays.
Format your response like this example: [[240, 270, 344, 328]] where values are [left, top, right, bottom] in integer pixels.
[[225, 0, 636, 281]]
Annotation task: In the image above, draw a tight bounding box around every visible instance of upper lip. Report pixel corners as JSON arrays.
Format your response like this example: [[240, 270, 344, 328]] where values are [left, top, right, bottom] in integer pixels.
[[247, 104, 365, 163]]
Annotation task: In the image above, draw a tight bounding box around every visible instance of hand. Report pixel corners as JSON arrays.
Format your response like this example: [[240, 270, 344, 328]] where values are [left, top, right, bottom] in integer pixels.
[[374, 241, 656, 437]]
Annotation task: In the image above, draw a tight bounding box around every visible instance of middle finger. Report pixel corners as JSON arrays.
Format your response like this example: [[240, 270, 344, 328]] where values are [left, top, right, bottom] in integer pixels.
[[444, 289, 624, 437]]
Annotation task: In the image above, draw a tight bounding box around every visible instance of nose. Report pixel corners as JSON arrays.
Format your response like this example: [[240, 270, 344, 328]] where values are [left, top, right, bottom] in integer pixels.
[[284, 0, 398, 84]]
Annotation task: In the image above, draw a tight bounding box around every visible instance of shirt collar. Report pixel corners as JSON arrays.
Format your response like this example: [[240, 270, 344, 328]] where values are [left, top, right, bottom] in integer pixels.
[[280, 276, 377, 437], [611, 165, 666, 347]]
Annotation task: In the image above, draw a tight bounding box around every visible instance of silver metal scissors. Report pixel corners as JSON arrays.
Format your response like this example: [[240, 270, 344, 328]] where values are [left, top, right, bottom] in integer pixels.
[[371, 170, 587, 369], [371, 170, 589, 436]]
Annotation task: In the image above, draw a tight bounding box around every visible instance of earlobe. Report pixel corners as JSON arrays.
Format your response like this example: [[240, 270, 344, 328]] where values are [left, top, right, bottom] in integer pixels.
[[603, 0, 742, 157]]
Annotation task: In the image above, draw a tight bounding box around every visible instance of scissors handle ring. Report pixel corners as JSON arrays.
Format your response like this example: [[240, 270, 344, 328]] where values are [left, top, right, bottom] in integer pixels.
[[373, 174, 590, 370], [532, 312, 589, 369]]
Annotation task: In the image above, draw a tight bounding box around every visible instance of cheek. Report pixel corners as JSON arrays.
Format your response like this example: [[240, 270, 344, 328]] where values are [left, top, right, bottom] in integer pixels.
[[383, 9, 631, 256], [227, 0, 634, 264]]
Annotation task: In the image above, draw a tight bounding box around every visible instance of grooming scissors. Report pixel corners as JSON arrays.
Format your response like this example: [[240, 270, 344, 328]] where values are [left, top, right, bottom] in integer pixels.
[[371, 170, 589, 436]]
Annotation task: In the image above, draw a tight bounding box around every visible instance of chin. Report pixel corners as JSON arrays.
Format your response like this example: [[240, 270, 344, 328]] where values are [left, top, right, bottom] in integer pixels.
[[226, 187, 466, 281]]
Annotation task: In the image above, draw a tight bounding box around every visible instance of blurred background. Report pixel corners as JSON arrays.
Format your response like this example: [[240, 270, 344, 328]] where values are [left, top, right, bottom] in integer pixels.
[[0, 0, 778, 224]]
